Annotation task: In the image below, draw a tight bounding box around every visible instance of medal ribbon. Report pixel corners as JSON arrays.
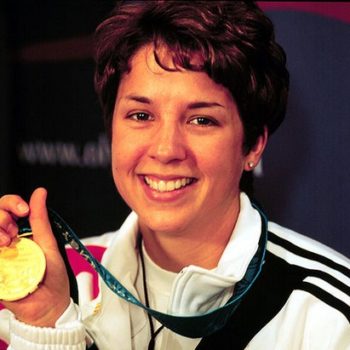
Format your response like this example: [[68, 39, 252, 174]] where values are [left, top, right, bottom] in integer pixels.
[[19, 205, 267, 338]]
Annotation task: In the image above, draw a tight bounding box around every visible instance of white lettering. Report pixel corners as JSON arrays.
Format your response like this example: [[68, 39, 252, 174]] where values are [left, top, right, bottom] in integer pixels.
[[17, 134, 111, 168]]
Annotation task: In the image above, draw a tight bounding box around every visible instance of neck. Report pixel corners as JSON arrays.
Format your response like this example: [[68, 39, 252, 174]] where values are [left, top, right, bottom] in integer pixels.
[[140, 202, 240, 272]]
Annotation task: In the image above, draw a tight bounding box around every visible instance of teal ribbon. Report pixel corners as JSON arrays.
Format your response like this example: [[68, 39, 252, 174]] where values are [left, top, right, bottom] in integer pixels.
[[19, 205, 267, 338]]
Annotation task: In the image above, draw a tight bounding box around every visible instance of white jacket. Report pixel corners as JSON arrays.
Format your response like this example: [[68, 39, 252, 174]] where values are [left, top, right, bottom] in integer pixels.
[[1, 193, 349, 349]]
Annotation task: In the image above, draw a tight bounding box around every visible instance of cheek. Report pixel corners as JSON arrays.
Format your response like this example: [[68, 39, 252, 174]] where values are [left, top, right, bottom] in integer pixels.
[[111, 135, 134, 204], [205, 138, 245, 193], [199, 135, 244, 172], [111, 124, 130, 181], [111, 126, 145, 177]]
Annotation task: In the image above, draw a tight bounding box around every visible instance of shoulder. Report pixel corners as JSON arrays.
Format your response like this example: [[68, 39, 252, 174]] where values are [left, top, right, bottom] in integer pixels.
[[66, 230, 119, 264], [267, 222, 350, 272], [65, 229, 122, 301], [80, 231, 117, 248], [266, 221, 350, 323]]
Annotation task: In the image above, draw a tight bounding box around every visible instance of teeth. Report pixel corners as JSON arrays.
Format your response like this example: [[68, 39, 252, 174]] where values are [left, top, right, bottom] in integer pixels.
[[144, 176, 192, 192], [175, 179, 182, 190], [166, 181, 175, 191]]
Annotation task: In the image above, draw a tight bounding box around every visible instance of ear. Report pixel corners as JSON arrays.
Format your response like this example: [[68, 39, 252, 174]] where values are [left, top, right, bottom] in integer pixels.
[[244, 127, 268, 172]]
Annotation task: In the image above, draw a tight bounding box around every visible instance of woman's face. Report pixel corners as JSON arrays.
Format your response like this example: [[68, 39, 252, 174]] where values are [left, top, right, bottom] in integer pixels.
[[112, 45, 261, 236]]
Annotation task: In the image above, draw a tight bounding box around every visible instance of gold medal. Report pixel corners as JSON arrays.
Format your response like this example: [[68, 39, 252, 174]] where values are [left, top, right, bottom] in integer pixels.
[[0, 237, 46, 301]]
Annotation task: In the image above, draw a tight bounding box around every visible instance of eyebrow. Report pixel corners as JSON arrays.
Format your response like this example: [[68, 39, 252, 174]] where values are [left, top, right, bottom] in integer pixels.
[[187, 101, 224, 109], [124, 95, 151, 104], [123, 95, 224, 109]]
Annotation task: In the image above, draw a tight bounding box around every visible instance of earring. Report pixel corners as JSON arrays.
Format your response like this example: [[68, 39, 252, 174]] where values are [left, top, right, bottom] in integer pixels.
[[247, 161, 255, 169]]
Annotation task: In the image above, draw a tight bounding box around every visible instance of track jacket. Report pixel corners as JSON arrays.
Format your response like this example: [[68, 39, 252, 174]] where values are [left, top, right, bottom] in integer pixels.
[[0, 193, 349, 349]]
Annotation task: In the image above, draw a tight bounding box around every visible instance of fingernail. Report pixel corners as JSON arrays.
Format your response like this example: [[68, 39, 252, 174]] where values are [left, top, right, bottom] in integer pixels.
[[17, 203, 29, 213]]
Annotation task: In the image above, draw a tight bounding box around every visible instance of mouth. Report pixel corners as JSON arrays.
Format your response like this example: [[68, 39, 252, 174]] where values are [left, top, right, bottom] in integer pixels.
[[144, 176, 196, 193]]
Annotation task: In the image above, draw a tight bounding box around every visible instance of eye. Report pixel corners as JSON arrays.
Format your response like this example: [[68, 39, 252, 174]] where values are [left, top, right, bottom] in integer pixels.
[[189, 116, 218, 126], [127, 112, 153, 122]]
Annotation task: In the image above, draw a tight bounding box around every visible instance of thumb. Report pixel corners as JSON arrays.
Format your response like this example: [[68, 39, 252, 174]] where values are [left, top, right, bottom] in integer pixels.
[[28, 187, 58, 251]]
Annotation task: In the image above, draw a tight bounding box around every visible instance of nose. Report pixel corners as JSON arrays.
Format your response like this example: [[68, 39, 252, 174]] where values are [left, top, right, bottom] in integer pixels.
[[148, 122, 187, 164]]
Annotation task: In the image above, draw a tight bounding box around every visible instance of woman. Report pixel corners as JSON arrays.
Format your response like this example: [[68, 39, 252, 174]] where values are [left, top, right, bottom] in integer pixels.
[[0, 1, 349, 349]]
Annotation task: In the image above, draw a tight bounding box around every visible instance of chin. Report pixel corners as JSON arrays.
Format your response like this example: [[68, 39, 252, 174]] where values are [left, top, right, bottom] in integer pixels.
[[139, 212, 191, 235]]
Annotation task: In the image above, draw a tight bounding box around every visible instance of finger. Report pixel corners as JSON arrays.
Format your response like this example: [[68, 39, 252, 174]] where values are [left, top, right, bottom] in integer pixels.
[[0, 194, 30, 218], [0, 228, 11, 246], [0, 210, 18, 238], [28, 187, 58, 251]]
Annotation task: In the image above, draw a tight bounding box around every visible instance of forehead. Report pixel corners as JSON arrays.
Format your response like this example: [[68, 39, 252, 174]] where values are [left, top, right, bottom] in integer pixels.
[[117, 45, 235, 104]]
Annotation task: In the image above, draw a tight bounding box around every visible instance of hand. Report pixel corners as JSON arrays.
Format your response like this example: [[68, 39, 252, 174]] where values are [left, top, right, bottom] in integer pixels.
[[0, 188, 70, 327]]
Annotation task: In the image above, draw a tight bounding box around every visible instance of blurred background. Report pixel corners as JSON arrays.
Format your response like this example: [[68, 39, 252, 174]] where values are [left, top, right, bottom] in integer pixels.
[[0, 1, 349, 256]]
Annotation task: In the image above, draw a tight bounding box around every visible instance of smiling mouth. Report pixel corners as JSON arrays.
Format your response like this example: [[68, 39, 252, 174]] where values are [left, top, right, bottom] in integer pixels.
[[144, 176, 195, 193]]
